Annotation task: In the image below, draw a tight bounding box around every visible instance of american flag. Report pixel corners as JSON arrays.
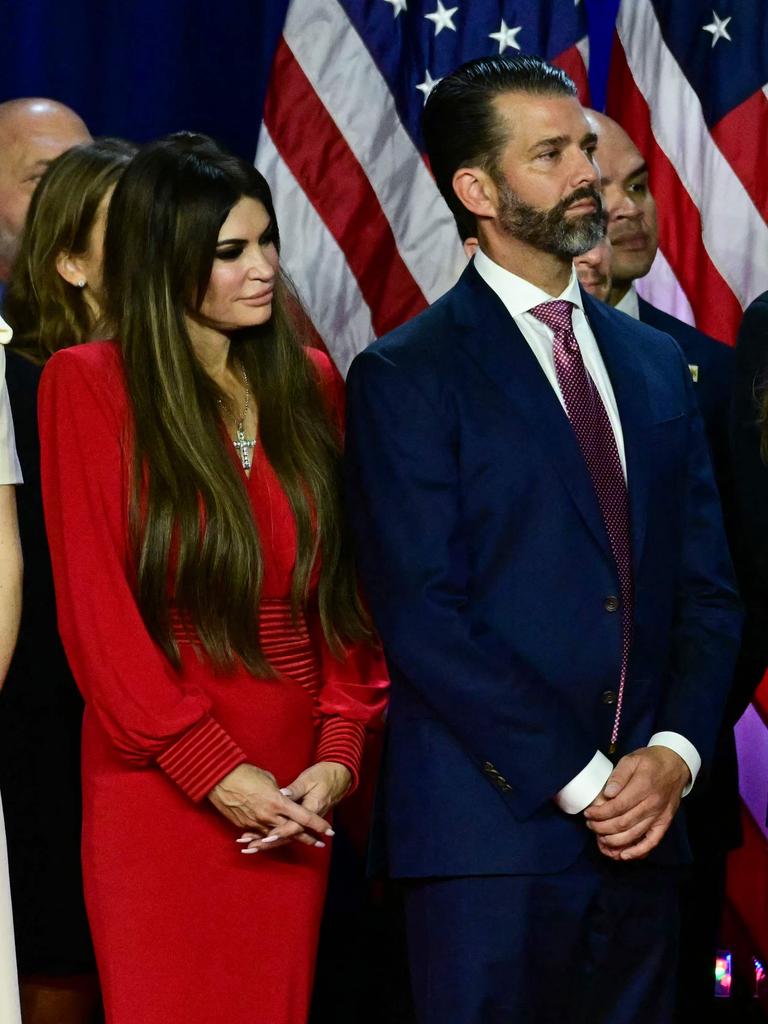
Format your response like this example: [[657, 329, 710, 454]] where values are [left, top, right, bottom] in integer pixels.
[[256, 0, 589, 375], [607, 0, 768, 977]]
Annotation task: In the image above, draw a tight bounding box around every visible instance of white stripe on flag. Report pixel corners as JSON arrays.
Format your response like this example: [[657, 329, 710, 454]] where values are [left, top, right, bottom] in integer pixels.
[[282, 0, 465, 304], [618, 0, 768, 308], [734, 703, 768, 843], [576, 35, 590, 68], [635, 245, 696, 327], [256, 125, 376, 375]]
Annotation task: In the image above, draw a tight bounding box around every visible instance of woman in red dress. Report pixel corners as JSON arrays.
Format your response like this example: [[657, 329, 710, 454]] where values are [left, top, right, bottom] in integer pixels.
[[38, 133, 388, 1024]]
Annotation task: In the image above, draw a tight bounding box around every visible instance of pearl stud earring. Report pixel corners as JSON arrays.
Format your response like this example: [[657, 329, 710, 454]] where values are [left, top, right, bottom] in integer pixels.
[[77, 279, 86, 288]]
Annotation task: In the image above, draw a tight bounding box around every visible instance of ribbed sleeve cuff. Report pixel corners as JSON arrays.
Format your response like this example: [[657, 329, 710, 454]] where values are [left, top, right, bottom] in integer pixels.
[[157, 715, 247, 802], [316, 716, 367, 794]]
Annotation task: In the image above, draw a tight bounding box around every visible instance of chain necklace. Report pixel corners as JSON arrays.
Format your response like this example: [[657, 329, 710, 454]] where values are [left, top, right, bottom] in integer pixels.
[[219, 362, 256, 472]]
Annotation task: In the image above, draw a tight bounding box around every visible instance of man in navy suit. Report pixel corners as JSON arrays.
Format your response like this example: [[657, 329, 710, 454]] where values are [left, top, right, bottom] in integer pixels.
[[591, 110, 748, 1023], [344, 55, 741, 1023]]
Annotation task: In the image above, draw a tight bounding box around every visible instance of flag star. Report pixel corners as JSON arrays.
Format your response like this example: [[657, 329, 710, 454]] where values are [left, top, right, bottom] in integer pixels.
[[702, 10, 732, 47], [383, 0, 407, 16], [489, 18, 522, 54], [416, 68, 442, 103], [425, 1, 458, 36]]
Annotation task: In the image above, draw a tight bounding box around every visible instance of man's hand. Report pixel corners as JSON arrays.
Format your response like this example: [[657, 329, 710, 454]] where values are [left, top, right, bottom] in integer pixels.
[[583, 746, 690, 861]]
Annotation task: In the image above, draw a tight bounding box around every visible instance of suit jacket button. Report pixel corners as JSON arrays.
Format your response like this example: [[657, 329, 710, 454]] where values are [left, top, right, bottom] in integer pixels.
[[604, 596, 620, 612], [601, 690, 617, 705]]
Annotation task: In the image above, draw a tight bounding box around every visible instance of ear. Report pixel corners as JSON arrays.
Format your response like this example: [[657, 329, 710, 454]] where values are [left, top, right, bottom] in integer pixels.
[[452, 166, 497, 221], [55, 251, 87, 288]]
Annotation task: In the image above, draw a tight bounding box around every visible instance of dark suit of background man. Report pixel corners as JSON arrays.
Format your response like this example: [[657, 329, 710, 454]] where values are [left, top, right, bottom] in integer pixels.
[[344, 55, 742, 1024], [589, 110, 753, 1024]]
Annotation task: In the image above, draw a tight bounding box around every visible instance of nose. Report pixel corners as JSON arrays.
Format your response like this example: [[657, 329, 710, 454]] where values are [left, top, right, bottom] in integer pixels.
[[246, 248, 277, 281], [603, 184, 642, 223], [571, 146, 599, 190], [577, 247, 600, 267]]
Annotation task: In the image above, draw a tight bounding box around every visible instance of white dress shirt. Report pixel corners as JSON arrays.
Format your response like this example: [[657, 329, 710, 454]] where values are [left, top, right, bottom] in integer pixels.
[[0, 317, 22, 486], [615, 284, 640, 320], [473, 249, 700, 813]]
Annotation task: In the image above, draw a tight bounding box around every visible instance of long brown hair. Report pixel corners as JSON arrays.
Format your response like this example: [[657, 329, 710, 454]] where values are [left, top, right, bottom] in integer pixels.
[[4, 138, 136, 363], [103, 132, 369, 675]]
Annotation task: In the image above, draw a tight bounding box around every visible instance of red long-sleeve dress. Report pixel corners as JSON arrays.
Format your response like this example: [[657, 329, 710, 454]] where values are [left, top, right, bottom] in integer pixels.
[[38, 340, 388, 1024]]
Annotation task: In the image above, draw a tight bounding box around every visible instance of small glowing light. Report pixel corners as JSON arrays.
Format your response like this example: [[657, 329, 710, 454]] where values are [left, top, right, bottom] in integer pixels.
[[715, 951, 733, 999]]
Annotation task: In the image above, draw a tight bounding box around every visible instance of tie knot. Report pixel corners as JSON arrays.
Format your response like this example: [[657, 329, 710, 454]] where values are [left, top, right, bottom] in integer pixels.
[[529, 300, 574, 335]]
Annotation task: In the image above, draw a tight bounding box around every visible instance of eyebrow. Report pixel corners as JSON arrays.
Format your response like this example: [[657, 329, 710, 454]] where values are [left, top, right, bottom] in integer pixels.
[[528, 135, 569, 153], [528, 131, 598, 154]]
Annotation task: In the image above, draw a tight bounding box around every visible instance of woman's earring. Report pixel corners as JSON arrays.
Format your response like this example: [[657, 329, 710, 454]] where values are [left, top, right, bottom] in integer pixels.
[[77, 279, 86, 288]]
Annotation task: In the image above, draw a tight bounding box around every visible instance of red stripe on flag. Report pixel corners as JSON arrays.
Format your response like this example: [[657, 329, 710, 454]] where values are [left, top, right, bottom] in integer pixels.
[[551, 44, 590, 105], [726, 804, 768, 961], [263, 39, 428, 338], [751, 671, 768, 728], [606, 36, 743, 345], [711, 89, 768, 222]]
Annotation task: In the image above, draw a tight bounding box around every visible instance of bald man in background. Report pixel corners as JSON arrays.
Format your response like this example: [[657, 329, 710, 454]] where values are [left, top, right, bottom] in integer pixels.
[[592, 109, 751, 1024], [0, 99, 91, 285]]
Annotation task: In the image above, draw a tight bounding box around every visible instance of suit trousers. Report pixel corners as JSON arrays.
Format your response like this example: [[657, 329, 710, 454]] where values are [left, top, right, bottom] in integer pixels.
[[403, 845, 680, 1024]]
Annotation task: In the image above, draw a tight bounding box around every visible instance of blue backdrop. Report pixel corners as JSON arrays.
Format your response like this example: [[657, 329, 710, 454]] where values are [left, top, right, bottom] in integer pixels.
[[0, 0, 621, 160]]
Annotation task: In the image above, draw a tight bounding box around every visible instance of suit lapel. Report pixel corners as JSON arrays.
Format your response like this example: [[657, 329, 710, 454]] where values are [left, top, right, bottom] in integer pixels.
[[582, 292, 653, 570], [453, 266, 613, 561]]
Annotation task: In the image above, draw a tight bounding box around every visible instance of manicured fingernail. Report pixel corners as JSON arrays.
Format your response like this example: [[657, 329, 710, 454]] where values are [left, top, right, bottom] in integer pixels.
[[236, 836, 255, 843], [241, 848, 260, 854], [260, 835, 280, 844], [314, 840, 326, 848], [280, 788, 293, 797], [325, 828, 335, 837]]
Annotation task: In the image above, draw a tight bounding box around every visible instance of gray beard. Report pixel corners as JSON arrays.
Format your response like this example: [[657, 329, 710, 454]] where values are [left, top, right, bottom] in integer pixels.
[[496, 180, 605, 258]]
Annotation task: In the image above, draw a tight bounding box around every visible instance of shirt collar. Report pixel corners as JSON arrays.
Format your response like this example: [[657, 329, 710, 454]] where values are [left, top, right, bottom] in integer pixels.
[[614, 284, 639, 320], [473, 247, 584, 319], [0, 315, 11, 346]]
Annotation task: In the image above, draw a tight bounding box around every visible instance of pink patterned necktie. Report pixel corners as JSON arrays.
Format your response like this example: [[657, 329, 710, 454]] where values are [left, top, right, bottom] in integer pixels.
[[529, 299, 633, 752]]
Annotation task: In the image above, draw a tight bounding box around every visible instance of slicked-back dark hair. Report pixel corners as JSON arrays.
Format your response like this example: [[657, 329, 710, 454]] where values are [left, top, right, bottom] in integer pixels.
[[422, 54, 577, 233]]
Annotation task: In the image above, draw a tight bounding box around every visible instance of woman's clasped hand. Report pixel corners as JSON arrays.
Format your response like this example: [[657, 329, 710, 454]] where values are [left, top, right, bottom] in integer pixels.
[[208, 760, 351, 850]]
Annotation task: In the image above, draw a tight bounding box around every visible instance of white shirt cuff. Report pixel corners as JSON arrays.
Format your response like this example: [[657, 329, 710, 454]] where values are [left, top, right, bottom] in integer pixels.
[[648, 732, 700, 796], [555, 750, 613, 814]]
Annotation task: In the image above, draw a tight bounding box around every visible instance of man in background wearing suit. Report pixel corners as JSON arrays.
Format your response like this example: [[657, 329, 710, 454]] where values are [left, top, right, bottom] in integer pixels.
[[591, 109, 750, 1023], [344, 55, 741, 1023]]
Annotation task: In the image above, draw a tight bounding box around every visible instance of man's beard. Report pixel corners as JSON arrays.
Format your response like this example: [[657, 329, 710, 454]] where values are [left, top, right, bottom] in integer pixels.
[[496, 178, 605, 258]]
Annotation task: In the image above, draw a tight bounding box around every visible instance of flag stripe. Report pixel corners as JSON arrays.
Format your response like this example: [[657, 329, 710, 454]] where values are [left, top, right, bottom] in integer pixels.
[[256, 125, 376, 374], [710, 88, 768, 221], [726, 805, 768, 962], [282, 0, 465, 305], [608, 35, 744, 343], [264, 39, 428, 340], [551, 40, 590, 104], [735, 702, 768, 844], [616, 0, 768, 312], [635, 246, 696, 327]]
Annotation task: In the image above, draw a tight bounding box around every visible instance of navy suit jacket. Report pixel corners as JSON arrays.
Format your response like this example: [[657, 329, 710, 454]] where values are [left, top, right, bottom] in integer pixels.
[[344, 264, 742, 879], [638, 298, 733, 505]]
